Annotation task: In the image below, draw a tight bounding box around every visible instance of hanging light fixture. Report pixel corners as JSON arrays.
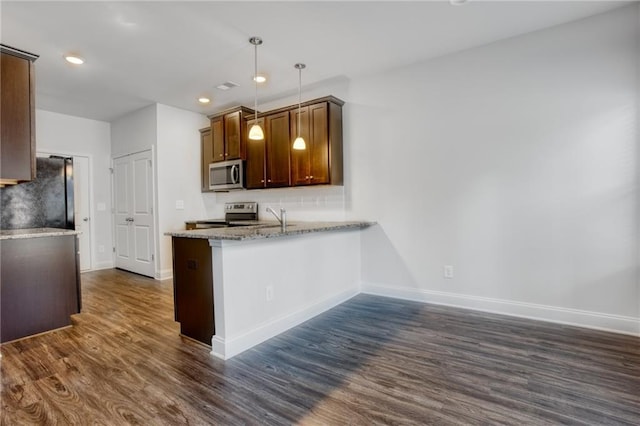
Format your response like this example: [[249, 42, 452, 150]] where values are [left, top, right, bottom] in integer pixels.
[[292, 63, 306, 150], [248, 37, 264, 140]]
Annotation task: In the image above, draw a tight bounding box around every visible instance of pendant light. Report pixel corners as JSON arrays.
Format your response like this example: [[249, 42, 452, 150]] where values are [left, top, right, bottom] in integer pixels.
[[248, 36, 264, 140], [292, 63, 306, 150]]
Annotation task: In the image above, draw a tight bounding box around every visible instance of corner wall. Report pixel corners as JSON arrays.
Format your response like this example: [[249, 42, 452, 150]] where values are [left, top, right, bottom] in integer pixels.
[[349, 5, 640, 334]]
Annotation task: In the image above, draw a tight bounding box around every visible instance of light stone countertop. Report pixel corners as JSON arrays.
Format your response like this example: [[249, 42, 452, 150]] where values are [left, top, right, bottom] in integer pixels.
[[0, 228, 81, 240], [165, 221, 374, 241]]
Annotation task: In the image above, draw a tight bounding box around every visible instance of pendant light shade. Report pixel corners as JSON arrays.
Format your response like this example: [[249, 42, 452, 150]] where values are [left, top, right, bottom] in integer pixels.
[[249, 37, 264, 141], [292, 63, 306, 150]]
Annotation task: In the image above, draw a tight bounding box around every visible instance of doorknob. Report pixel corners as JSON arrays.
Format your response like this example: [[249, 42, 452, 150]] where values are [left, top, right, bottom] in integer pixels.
[[83, 217, 89, 222]]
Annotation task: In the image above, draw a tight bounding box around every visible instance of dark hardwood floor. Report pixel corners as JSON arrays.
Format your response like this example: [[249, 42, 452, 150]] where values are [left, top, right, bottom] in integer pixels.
[[1, 269, 639, 425]]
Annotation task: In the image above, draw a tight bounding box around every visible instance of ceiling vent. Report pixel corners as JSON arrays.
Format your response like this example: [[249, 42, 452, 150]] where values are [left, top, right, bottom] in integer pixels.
[[216, 81, 239, 91]]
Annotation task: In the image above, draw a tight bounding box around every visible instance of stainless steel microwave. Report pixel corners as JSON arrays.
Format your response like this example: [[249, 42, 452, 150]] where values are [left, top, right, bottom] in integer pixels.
[[209, 159, 244, 191]]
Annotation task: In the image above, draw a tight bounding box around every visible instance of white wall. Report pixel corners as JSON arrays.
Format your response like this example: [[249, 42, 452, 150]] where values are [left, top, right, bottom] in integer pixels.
[[350, 5, 639, 334], [35, 109, 113, 270], [111, 104, 157, 158], [156, 104, 209, 278]]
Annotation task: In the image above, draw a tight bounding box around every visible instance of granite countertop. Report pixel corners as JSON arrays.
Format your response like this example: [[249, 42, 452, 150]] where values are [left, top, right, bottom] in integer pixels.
[[166, 221, 374, 241], [0, 228, 81, 240]]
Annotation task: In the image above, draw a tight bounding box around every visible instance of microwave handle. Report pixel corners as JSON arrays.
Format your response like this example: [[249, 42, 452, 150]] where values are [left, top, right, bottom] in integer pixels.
[[231, 164, 239, 184]]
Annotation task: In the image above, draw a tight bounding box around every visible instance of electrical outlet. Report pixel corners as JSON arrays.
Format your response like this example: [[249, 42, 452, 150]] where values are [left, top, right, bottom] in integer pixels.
[[266, 285, 274, 302], [175, 200, 185, 210], [443, 265, 454, 279]]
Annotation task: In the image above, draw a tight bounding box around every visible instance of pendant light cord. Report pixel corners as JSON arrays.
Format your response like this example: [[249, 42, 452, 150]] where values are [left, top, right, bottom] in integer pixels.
[[254, 42, 258, 123], [297, 67, 302, 138]]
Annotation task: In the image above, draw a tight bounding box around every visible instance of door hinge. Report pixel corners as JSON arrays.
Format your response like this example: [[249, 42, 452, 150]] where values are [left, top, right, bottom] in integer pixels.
[[109, 167, 114, 174], [151, 254, 155, 261], [112, 247, 116, 253]]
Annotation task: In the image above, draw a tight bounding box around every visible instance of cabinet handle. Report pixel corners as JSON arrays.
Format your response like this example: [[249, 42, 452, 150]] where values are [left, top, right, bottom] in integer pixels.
[[305, 176, 309, 179], [225, 153, 228, 156], [261, 179, 265, 183], [219, 154, 223, 157], [267, 179, 272, 183], [310, 176, 314, 179]]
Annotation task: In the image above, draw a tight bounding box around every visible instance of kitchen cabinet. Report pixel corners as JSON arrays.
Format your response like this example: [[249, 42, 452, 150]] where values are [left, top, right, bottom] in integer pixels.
[[245, 117, 266, 189], [200, 127, 213, 192], [265, 111, 291, 187], [290, 97, 344, 186], [172, 237, 214, 345], [210, 106, 254, 163], [0, 45, 38, 187], [1, 233, 81, 343], [246, 112, 291, 189]]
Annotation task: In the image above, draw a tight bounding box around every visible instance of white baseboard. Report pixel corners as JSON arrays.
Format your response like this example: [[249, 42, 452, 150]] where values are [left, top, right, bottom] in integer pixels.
[[156, 268, 172, 281], [362, 281, 640, 336], [211, 286, 360, 360], [88, 261, 114, 271]]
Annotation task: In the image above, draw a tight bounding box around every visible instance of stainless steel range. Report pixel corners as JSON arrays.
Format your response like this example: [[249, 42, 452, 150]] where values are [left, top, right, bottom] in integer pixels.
[[185, 202, 258, 230]]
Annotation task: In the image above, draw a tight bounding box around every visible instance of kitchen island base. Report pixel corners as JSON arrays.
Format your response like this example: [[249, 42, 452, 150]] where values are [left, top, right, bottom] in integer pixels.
[[0, 232, 81, 343], [209, 229, 362, 360]]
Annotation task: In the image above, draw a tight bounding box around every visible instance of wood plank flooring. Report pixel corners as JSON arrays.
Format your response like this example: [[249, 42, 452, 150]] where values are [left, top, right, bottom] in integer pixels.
[[1, 269, 639, 425]]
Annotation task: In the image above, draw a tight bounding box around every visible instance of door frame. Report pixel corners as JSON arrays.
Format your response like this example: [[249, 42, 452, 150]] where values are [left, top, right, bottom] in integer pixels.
[[111, 148, 158, 278], [38, 150, 93, 271]]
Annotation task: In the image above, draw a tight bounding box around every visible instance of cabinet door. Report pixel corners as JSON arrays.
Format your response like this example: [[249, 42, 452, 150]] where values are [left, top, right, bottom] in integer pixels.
[[172, 237, 214, 345], [245, 117, 266, 189], [290, 106, 311, 186], [224, 111, 242, 160], [308, 103, 329, 184], [0, 52, 34, 183], [200, 128, 213, 192], [265, 111, 291, 187], [211, 117, 225, 162]]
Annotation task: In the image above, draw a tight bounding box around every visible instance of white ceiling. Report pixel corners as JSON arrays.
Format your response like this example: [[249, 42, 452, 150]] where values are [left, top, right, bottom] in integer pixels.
[[1, 0, 632, 122]]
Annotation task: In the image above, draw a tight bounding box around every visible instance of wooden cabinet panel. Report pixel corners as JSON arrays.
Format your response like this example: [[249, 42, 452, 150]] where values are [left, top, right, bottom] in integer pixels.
[[245, 117, 266, 189], [0, 48, 37, 185], [224, 111, 242, 160], [172, 237, 214, 345], [290, 99, 342, 187], [290, 106, 310, 186], [309, 103, 329, 184], [1, 235, 80, 343], [211, 117, 224, 163], [200, 127, 213, 192], [265, 111, 291, 187]]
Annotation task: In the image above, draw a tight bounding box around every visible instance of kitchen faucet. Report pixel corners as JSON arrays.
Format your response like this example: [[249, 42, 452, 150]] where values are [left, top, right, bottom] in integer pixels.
[[266, 206, 287, 231]]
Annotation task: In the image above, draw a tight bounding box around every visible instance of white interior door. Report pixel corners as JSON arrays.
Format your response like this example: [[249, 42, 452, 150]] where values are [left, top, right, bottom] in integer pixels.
[[113, 151, 155, 278], [73, 156, 92, 271]]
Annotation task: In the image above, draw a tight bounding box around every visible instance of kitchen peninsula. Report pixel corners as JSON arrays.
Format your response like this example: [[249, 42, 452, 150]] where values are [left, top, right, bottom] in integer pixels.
[[0, 228, 81, 343], [167, 221, 372, 359]]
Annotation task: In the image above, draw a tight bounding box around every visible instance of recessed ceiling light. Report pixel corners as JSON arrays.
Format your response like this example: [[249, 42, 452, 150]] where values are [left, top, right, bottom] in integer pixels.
[[450, 0, 469, 5], [198, 97, 211, 104], [64, 54, 85, 65], [253, 75, 266, 83]]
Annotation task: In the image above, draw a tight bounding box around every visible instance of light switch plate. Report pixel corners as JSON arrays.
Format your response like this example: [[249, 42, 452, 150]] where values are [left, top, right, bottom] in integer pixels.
[[175, 200, 185, 210]]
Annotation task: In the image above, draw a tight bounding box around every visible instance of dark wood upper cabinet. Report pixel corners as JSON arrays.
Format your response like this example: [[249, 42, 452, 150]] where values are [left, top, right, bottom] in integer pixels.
[[290, 98, 343, 186], [265, 111, 291, 188], [211, 116, 224, 163], [200, 127, 213, 192], [209, 106, 253, 163], [0, 45, 38, 187], [245, 117, 266, 189], [201, 96, 343, 192]]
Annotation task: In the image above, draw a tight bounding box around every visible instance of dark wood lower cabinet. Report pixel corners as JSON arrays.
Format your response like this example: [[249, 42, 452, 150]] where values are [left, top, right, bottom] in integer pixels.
[[0, 235, 81, 343], [171, 237, 214, 345]]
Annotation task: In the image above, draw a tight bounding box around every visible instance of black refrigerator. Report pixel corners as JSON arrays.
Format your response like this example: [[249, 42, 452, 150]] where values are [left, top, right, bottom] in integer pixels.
[[0, 156, 75, 230]]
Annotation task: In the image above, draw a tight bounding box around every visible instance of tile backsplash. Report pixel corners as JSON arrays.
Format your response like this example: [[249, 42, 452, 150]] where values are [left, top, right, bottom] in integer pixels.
[[204, 185, 346, 221]]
